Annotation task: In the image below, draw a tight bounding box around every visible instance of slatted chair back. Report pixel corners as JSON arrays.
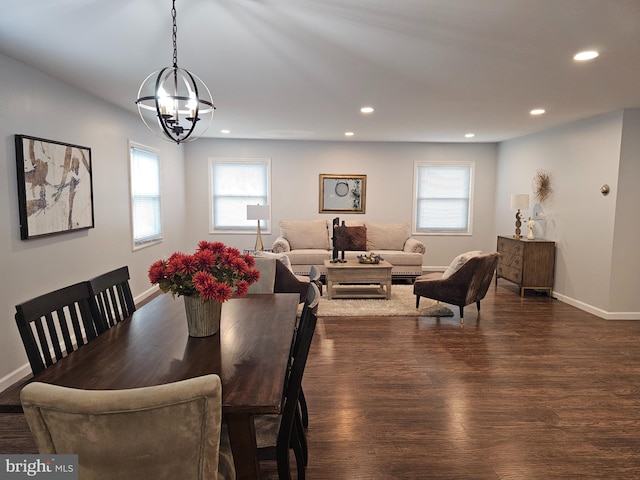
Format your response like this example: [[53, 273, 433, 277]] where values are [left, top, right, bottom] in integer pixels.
[[88, 266, 135, 330], [15, 282, 102, 375]]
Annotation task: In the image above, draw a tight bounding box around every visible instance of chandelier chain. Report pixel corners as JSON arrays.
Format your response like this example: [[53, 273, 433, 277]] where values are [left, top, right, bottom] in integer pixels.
[[171, 0, 178, 68]]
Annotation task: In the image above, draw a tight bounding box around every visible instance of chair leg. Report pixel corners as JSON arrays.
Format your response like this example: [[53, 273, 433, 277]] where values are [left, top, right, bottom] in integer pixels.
[[415, 295, 420, 309], [459, 306, 464, 325], [476, 300, 481, 311], [299, 387, 309, 428]]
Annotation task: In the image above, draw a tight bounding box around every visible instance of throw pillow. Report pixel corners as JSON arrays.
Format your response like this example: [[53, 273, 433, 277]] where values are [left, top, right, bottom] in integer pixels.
[[442, 250, 482, 279], [279, 219, 330, 250], [337, 226, 367, 251], [365, 222, 409, 251]]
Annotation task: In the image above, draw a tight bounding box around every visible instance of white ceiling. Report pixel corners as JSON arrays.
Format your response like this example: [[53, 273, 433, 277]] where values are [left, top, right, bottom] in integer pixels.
[[1, 0, 639, 143]]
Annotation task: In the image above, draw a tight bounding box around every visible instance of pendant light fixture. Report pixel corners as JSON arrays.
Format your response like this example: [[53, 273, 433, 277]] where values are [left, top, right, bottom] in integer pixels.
[[136, 0, 215, 144]]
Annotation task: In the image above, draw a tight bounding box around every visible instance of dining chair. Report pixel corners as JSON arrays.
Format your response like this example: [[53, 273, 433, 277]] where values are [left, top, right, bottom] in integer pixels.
[[255, 289, 319, 480], [88, 265, 136, 330], [15, 282, 103, 375], [297, 281, 320, 429], [20, 374, 235, 480]]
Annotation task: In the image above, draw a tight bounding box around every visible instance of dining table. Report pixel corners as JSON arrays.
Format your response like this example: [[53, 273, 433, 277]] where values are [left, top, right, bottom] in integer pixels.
[[0, 292, 300, 480]]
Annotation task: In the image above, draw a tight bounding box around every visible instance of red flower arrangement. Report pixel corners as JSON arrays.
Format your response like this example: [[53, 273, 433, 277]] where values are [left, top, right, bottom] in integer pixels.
[[148, 241, 260, 303]]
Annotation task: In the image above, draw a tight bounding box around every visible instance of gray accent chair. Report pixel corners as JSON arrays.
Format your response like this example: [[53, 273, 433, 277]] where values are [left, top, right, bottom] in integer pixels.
[[414, 252, 500, 324]]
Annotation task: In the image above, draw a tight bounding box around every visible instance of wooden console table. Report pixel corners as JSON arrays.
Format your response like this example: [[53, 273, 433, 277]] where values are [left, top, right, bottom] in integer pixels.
[[496, 236, 555, 297], [324, 259, 393, 299]]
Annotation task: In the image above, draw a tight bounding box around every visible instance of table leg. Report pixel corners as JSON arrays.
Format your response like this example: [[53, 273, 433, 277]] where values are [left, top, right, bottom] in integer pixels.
[[225, 412, 259, 480]]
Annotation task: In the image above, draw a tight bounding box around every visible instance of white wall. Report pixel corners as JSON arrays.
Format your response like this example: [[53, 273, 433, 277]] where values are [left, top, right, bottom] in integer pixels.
[[609, 109, 640, 313], [0, 53, 189, 386], [184, 139, 498, 268], [496, 110, 640, 318]]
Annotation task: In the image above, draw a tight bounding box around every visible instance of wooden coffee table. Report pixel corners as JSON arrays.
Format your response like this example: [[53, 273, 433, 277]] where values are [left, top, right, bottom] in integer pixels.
[[324, 259, 393, 300]]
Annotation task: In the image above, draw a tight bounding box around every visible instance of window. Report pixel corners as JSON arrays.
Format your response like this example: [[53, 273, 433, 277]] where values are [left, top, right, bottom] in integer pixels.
[[209, 158, 270, 233], [413, 162, 474, 234], [130, 143, 162, 248]]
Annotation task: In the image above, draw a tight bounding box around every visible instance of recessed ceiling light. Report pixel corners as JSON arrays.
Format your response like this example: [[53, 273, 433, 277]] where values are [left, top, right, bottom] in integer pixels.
[[360, 106, 374, 114], [220, 129, 230, 134], [465, 133, 475, 138], [530, 109, 546, 116], [574, 50, 599, 61], [345, 132, 355, 137]]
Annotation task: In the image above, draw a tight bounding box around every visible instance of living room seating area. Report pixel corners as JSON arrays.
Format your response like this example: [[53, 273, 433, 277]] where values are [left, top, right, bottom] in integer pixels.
[[272, 219, 426, 281]]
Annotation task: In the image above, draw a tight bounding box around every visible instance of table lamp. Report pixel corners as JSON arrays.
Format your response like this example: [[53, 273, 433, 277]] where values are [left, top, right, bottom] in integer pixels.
[[246, 204, 269, 251], [510, 194, 529, 239]]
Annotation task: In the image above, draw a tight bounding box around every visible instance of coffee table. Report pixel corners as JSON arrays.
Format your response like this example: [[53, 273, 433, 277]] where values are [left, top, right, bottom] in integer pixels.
[[324, 259, 393, 300]]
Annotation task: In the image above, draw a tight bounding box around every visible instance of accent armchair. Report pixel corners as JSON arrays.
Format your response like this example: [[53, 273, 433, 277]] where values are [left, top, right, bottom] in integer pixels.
[[414, 252, 500, 324]]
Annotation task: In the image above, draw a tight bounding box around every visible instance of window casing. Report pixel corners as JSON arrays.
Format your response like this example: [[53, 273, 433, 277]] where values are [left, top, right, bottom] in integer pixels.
[[413, 162, 474, 235], [209, 158, 271, 233], [130, 143, 162, 249]]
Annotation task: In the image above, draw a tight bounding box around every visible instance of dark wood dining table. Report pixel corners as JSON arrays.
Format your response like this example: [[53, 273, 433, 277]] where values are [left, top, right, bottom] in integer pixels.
[[0, 292, 300, 480]]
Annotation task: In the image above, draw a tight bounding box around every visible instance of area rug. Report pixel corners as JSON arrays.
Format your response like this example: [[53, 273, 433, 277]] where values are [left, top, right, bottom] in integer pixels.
[[316, 284, 453, 317]]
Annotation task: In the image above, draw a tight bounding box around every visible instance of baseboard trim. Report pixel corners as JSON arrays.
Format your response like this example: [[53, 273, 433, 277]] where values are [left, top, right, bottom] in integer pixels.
[[553, 292, 640, 320]]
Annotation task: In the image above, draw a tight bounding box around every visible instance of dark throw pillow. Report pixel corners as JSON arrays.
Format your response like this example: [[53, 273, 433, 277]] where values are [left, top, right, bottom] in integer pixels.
[[338, 226, 367, 251]]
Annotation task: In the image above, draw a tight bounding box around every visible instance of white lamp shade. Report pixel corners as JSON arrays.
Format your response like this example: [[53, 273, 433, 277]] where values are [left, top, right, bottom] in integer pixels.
[[247, 204, 270, 220], [510, 194, 530, 210]]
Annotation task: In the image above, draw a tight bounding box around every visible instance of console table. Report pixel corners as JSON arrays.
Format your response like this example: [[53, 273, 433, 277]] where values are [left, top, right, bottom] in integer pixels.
[[496, 236, 555, 297]]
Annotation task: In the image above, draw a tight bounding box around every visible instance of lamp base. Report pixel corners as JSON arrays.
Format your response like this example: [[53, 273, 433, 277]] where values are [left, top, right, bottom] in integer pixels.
[[254, 223, 264, 251], [514, 209, 522, 240]]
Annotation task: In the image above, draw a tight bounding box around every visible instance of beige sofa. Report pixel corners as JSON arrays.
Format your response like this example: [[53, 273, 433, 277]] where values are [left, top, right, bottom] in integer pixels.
[[272, 219, 426, 280]]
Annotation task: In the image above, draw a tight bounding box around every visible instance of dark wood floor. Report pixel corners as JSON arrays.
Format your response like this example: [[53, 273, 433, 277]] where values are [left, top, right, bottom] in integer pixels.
[[3, 280, 640, 479]]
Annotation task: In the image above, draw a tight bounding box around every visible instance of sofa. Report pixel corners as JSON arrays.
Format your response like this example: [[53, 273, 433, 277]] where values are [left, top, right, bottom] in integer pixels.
[[272, 219, 426, 280]]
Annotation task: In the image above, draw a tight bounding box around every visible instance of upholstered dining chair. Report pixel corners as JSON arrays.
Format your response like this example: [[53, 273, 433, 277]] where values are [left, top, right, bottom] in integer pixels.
[[15, 282, 103, 375], [88, 265, 136, 331], [20, 374, 235, 480], [254, 290, 319, 480], [414, 252, 500, 324]]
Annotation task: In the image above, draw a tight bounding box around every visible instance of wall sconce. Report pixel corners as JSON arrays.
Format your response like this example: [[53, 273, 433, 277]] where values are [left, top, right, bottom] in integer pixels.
[[246, 204, 270, 251], [510, 194, 530, 239]]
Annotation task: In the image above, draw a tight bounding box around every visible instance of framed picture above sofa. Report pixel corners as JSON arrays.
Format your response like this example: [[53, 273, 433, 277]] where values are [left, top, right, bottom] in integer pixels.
[[319, 174, 366, 214]]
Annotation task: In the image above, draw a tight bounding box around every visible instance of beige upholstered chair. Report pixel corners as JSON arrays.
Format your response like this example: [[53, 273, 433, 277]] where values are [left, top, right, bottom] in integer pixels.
[[21, 375, 235, 480], [414, 252, 500, 324]]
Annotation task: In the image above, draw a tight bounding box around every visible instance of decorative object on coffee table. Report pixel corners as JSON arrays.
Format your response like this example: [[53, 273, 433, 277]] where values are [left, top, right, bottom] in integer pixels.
[[247, 204, 270, 251], [357, 252, 383, 264], [148, 241, 260, 336]]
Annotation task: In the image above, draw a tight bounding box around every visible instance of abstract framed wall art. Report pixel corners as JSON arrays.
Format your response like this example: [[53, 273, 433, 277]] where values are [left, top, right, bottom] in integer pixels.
[[15, 135, 95, 240], [319, 174, 366, 214]]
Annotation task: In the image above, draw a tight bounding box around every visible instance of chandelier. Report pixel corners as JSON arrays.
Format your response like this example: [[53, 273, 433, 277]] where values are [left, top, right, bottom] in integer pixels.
[[135, 0, 215, 144]]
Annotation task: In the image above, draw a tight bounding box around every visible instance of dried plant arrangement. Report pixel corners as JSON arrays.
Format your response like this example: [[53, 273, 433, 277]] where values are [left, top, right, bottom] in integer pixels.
[[532, 169, 552, 204]]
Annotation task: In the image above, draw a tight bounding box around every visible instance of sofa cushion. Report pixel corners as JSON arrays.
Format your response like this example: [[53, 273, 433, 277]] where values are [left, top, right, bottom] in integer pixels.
[[442, 250, 482, 279], [280, 220, 329, 250], [366, 222, 409, 251], [338, 226, 367, 251], [284, 249, 332, 266]]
